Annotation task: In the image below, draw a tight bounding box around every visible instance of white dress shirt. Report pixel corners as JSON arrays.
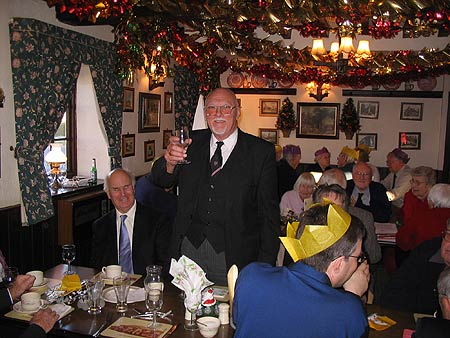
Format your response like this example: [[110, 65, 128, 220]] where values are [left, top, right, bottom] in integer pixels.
[[210, 128, 238, 166]]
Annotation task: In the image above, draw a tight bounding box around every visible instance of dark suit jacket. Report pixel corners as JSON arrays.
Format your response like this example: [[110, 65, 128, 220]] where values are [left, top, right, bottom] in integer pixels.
[[346, 180, 391, 222], [414, 317, 450, 338], [90, 202, 172, 275], [277, 158, 298, 200], [152, 128, 280, 271]]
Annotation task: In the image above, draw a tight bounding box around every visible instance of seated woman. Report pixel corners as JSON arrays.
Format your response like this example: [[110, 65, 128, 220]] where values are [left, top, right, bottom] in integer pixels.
[[396, 166, 435, 251], [279, 172, 316, 218]]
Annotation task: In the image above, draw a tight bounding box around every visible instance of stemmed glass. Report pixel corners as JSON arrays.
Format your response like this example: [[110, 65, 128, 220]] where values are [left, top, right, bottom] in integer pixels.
[[87, 276, 104, 315], [2, 267, 18, 286], [62, 244, 76, 275], [144, 265, 164, 332], [113, 273, 131, 313], [184, 301, 200, 331], [174, 126, 191, 164]]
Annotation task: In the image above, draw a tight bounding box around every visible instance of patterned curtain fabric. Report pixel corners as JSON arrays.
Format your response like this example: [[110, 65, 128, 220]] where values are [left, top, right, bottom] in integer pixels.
[[173, 65, 200, 129], [9, 18, 122, 224]]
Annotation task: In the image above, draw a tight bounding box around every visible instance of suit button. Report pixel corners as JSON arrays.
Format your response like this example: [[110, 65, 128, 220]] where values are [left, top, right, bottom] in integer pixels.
[[208, 197, 212, 202], [210, 184, 214, 189]]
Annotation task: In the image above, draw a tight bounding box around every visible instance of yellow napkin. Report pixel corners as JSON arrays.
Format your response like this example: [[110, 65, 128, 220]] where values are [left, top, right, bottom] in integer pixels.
[[59, 274, 81, 293]]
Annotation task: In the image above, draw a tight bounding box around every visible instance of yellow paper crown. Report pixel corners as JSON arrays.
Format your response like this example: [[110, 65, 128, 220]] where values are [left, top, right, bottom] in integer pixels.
[[279, 204, 351, 262], [356, 144, 373, 154], [341, 146, 359, 161]]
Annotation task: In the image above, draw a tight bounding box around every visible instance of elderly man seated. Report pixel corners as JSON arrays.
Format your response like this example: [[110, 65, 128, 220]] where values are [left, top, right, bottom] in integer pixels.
[[277, 145, 301, 199], [346, 162, 391, 222], [233, 204, 370, 338]]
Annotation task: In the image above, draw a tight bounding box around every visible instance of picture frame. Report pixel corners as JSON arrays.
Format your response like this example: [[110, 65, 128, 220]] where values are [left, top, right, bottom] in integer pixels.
[[400, 102, 423, 121], [399, 132, 421, 150], [121, 134, 135, 158], [356, 133, 378, 150], [259, 128, 279, 145], [164, 92, 173, 114], [162, 129, 172, 149], [144, 140, 155, 162], [138, 93, 161, 133], [296, 102, 340, 139], [259, 99, 280, 116], [123, 87, 135, 112], [358, 101, 379, 119]]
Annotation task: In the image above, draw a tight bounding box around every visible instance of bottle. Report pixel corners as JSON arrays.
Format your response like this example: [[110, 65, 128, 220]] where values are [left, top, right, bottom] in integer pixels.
[[90, 158, 97, 185]]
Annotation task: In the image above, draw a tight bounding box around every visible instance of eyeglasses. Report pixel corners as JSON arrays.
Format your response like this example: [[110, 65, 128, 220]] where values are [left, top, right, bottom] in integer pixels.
[[348, 253, 367, 264], [442, 230, 450, 242], [410, 179, 426, 185], [205, 105, 236, 116], [354, 172, 371, 177]]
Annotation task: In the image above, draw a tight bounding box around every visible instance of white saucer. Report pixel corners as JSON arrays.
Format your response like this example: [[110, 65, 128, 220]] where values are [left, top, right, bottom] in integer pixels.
[[13, 300, 48, 314], [102, 286, 145, 303], [31, 278, 49, 289]]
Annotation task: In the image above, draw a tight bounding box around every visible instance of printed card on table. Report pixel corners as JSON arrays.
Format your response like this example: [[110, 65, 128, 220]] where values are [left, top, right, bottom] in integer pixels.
[[101, 317, 174, 338]]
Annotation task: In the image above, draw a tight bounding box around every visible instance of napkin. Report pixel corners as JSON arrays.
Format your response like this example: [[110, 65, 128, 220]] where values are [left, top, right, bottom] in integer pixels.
[[59, 274, 81, 293], [169, 256, 213, 311]]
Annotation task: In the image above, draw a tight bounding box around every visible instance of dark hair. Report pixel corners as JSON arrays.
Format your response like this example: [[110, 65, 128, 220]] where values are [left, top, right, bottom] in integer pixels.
[[312, 184, 350, 210], [298, 205, 365, 273]]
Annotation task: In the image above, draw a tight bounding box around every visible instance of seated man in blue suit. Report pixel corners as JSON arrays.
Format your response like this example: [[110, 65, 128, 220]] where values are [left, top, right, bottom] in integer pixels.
[[346, 162, 391, 222], [91, 169, 171, 275]]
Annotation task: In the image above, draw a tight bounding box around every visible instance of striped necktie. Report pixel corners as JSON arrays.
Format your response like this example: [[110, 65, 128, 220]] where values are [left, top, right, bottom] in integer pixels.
[[119, 214, 133, 274], [210, 141, 224, 176]]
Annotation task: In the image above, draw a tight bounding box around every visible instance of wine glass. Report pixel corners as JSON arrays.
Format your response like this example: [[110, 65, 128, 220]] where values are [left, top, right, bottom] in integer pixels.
[[62, 244, 76, 275], [184, 298, 200, 331], [2, 267, 18, 286], [145, 284, 164, 331], [174, 126, 191, 164]]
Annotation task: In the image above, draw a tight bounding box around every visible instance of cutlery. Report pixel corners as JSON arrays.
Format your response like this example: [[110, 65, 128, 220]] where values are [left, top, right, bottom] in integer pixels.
[[130, 310, 172, 319], [92, 312, 113, 337]]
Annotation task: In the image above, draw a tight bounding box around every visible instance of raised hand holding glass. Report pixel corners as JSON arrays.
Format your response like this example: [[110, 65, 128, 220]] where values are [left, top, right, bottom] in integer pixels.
[[174, 126, 191, 164]]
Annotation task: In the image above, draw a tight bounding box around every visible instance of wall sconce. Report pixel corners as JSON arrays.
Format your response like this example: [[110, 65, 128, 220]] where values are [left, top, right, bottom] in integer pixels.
[[306, 82, 330, 101], [44, 143, 67, 190]]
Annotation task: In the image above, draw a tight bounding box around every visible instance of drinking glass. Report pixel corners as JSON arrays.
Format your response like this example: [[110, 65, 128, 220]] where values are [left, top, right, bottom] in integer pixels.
[[2, 267, 18, 286], [174, 126, 191, 164], [145, 284, 164, 330], [113, 273, 131, 313], [184, 301, 199, 331], [62, 244, 76, 275], [87, 276, 104, 315]]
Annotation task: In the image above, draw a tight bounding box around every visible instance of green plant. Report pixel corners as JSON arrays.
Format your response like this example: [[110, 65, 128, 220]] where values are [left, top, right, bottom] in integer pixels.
[[276, 97, 296, 130], [339, 98, 361, 133]]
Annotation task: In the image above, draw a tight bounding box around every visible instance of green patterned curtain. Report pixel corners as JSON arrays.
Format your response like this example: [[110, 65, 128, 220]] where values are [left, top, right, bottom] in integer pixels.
[[9, 18, 122, 224]]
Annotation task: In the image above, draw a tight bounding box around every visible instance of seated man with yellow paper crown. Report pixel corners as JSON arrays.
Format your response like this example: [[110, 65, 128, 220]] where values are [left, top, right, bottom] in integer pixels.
[[233, 204, 370, 338]]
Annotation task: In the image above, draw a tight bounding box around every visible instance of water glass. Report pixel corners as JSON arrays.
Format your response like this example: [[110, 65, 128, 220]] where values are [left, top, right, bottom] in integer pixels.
[[113, 273, 131, 313], [87, 277, 104, 314], [62, 244, 76, 275]]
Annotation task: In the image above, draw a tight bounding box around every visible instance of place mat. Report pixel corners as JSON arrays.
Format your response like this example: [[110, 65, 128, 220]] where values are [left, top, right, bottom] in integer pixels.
[[5, 303, 74, 322], [93, 272, 141, 286], [101, 316, 174, 338]]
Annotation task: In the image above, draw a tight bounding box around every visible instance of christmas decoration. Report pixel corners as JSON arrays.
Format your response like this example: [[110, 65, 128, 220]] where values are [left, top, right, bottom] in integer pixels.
[[339, 98, 361, 139], [276, 97, 296, 137]]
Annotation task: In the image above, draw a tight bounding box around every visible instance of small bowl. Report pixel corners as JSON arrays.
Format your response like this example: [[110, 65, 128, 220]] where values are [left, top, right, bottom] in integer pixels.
[[197, 316, 221, 338]]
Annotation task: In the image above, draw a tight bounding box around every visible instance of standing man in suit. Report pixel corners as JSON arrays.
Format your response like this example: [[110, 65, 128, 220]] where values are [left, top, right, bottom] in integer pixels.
[[152, 88, 280, 285], [346, 162, 391, 222], [91, 169, 171, 275]]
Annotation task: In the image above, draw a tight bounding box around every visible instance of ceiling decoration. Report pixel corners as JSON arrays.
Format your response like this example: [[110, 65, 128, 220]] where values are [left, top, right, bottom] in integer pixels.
[[45, 0, 450, 92]]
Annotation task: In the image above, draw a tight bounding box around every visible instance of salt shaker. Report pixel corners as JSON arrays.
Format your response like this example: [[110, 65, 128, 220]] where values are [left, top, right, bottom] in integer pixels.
[[218, 303, 230, 325]]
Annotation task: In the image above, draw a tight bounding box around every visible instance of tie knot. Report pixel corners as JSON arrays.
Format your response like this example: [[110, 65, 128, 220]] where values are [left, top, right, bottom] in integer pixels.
[[120, 214, 127, 223], [216, 141, 224, 149]]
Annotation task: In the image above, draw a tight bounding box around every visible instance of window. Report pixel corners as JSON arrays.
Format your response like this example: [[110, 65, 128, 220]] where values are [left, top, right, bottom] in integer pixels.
[[43, 89, 77, 177]]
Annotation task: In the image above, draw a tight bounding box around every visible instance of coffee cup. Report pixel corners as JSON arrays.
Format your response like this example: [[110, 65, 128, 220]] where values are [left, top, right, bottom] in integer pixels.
[[26, 270, 44, 287], [20, 292, 41, 311], [102, 265, 122, 279]]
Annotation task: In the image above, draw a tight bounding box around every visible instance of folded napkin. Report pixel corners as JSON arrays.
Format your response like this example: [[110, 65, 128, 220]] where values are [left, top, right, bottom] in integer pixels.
[[59, 274, 81, 293], [169, 256, 213, 312]]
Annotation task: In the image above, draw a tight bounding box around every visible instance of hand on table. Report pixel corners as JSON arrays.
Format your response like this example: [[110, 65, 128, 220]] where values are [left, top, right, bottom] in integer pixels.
[[164, 136, 192, 173], [30, 308, 59, 333], [343, 261, 370, 297], [9, 274, 35, 301]]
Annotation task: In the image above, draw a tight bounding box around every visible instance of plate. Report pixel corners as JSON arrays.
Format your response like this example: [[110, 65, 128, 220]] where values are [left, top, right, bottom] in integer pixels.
[[251, 74, 268, 88], [417, 77, 437, 91], [13, 300, 48, 314], [227, 72, 244, 88], [278, 79, 294, 88], [96, 272, 142, 285], [103, 286, 145, 304], [382, 81, 401, 90]]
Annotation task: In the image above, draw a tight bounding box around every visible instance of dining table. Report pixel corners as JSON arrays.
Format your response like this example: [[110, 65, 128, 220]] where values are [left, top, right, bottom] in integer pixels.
[[0, 264, 416, 338]]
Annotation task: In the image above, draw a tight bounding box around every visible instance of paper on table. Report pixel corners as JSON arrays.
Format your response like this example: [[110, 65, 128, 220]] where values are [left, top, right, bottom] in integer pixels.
[[6, 303, 74, 321], [101, 316, 173, 338], [169, 255, 213, 311]]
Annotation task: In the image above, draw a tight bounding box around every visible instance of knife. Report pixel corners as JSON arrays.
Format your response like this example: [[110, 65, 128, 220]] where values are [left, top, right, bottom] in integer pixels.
[[93, 312, 113, 337]]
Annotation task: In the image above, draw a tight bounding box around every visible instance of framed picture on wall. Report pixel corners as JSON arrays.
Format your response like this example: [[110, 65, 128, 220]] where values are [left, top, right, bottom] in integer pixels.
[[164, 92, 173, 114], [123, 87, 134, 112], [400, 102, 423, 121], [259, 128, 279, 145], [356, 133, 378, 150], [121, 134, 135, 157], [259, 99, 280, 116], [138, 93, 161, 132], [358, 101, 379, 119], [163, 129, 172, 149], [297, 102, 340, 139], [399, 132, 421, 150], [144, 140, 155, 162]]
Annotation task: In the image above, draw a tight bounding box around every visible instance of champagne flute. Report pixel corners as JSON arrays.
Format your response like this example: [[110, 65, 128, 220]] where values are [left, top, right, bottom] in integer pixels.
[[62, 244, 76, 275], [145, 284, 163, 331], [174, 126, 191, 164]]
